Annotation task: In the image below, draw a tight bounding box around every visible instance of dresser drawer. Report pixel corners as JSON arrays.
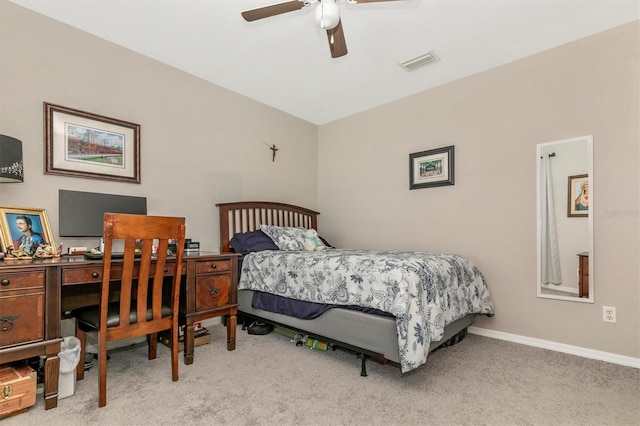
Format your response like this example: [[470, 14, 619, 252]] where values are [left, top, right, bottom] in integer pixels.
[[195, 275, 230, 311], [0, 271, 45, 291], [195, 259, 230, 275], [0, 292, 44, 348]]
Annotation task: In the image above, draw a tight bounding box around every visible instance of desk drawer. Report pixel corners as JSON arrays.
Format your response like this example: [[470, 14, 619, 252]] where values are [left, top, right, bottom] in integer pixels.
[[62, 266, 119, 285], [195, 275, 230, 311], [0, 292, 44, 348], [0, 271, 45, 291], [62, 263, 179, 285], [195, 259, 230, 275]]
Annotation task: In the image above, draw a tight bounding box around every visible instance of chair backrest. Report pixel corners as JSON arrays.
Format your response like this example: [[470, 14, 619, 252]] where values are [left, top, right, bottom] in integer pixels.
[[100, 213, 186, 337]]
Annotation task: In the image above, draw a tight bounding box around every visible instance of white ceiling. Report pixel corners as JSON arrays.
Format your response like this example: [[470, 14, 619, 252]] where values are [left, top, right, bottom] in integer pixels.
[[9, 0, 639, 125]]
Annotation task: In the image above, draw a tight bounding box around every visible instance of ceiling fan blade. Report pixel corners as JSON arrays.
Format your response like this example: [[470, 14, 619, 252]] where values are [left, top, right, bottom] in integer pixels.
[[241, 1, 305, 22], [326, 20, 347, 58], [352, 0, 404, 2]]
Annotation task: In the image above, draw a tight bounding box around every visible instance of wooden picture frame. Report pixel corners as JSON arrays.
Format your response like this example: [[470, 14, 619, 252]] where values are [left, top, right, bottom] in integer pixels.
[[409, 145, 455, 190], [0, 206, 57, 257], [568, 174, 589, 217], [44, 102, 140, 183]]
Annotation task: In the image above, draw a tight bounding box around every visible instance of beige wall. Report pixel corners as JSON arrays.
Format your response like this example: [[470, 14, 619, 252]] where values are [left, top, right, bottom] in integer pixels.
[[0, 1, 318, 252], [1, 1, 638, 361], [318, 22, 639, 359]]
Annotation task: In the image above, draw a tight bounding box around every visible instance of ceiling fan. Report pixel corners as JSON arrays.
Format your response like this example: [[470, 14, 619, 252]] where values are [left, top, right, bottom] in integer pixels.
[[241, 0, 401, 58]]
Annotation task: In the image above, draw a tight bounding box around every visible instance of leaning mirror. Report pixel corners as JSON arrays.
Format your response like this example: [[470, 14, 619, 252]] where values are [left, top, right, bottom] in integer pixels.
[[537, 135, 593, 303]]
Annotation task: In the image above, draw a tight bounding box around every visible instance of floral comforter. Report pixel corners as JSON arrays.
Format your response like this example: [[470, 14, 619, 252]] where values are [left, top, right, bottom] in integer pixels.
[[238, 249, 494, 373]]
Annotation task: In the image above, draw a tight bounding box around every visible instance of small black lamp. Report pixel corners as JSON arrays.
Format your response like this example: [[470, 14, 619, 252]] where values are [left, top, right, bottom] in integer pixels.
[[0, 134, 24, 183]]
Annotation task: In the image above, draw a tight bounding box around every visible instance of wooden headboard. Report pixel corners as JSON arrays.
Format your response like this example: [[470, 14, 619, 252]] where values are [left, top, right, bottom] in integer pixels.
[[216, 201, 319, 253]]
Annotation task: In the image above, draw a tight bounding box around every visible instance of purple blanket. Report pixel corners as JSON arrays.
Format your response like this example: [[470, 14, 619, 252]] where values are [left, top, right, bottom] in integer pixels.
[[251, 291, 393, 320]]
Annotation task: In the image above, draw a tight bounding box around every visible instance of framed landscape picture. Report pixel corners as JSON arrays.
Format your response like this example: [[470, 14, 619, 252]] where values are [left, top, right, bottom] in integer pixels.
[[44, 102, 140, 183], [409, 145, 455, 190]]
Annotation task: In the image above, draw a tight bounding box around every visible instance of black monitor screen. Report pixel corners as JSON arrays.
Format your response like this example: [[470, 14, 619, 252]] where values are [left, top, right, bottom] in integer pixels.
[[59, 190, 147, 237]]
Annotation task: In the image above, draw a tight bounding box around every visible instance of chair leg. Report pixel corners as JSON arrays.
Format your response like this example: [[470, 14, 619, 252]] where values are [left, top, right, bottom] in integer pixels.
[[98, 333, 108, 407], [148, 333, 158, 360], [171, 327, 179, 382], [75, 326, 87, 381]]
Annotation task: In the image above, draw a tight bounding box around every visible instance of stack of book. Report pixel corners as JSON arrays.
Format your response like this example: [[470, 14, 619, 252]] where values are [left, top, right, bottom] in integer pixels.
[[159, 323, 210, 351]]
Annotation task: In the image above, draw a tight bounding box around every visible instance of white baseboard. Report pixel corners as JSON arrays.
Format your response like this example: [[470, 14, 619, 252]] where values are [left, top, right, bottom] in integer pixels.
[[468, 326, 640, 369]]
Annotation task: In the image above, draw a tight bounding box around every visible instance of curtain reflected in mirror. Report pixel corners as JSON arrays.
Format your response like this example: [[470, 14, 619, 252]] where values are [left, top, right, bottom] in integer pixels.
[[537, 136, 593, 303]]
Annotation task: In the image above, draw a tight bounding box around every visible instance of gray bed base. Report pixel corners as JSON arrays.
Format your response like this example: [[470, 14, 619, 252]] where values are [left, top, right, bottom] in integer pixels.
[[238, 289, 476, 374]]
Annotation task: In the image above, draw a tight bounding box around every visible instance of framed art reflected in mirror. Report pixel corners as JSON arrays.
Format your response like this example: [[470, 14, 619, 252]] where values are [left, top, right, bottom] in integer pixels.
[[568, 174, 589, 217]]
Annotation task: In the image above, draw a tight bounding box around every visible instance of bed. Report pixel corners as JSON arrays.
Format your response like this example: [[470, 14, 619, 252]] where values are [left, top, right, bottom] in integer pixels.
[[217, 201, 494, 375]]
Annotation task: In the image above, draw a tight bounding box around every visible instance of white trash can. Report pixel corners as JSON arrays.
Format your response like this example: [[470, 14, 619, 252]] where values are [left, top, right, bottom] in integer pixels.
[[58, 336, 81, 399]]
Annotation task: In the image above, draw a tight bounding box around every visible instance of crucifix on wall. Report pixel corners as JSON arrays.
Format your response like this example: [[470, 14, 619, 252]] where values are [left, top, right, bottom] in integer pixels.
[[264, 143, 278, 162]]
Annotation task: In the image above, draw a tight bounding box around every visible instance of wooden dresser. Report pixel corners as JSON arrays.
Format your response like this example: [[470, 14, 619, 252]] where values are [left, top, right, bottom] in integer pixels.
[[577, 252, 589, 298]]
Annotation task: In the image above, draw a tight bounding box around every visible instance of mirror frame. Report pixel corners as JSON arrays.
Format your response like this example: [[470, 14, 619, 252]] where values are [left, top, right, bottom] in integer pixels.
[[536, 135, 594, 303]]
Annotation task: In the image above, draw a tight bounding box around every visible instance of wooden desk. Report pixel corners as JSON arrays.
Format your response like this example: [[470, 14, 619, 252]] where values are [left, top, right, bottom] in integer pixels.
[[0, 251, 239, 410]]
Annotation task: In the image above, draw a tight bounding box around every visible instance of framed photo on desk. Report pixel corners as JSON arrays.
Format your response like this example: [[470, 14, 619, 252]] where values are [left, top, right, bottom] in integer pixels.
[[0, 206, 56, 256]]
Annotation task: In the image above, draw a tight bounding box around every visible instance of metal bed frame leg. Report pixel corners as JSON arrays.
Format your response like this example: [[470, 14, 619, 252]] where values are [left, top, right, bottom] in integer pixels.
[[360, 353, 369, 377], [240, 315, 249, 331]]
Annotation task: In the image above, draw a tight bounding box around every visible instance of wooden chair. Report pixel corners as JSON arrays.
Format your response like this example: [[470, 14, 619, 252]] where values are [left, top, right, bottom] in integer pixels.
[[71, 213, 186, 407]]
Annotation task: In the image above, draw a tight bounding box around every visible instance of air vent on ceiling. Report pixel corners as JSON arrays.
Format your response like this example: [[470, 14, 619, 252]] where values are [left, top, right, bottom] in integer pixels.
[[399, 51, 439, 72]]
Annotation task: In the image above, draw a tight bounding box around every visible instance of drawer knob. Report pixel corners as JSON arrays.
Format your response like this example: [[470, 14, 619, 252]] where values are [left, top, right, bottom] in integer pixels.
[[0, 279, 9, 286], [0, 315, 19, 332], [209, 288, 220, 299], [210, 264, 218, 270], [92, 272, 100, 278]]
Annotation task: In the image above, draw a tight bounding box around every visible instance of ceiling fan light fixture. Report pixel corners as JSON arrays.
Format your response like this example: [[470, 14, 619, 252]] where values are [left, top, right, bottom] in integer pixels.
[[315, 0, 340, 30]]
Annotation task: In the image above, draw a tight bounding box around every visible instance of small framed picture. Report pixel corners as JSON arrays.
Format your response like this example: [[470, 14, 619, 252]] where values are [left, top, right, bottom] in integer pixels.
[[44, 102, 141, 183], [409, 145, 455, 190], [568, 174, 589, 217], [0, 206, 57, 257]]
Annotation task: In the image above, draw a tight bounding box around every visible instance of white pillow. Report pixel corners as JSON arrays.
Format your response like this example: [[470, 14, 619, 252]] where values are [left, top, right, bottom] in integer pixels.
[[259, 225, 307, 251]]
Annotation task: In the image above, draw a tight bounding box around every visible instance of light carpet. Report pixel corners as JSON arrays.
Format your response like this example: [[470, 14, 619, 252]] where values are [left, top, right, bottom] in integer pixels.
[[5, 326, 639, 425]]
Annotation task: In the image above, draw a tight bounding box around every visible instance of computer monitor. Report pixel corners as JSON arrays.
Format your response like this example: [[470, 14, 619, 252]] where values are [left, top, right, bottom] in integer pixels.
[[59, 189, 147, 237]]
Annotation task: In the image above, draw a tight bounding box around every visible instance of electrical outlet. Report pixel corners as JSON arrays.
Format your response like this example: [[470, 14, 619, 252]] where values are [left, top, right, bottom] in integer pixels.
[[603, 306, 617, 323]]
